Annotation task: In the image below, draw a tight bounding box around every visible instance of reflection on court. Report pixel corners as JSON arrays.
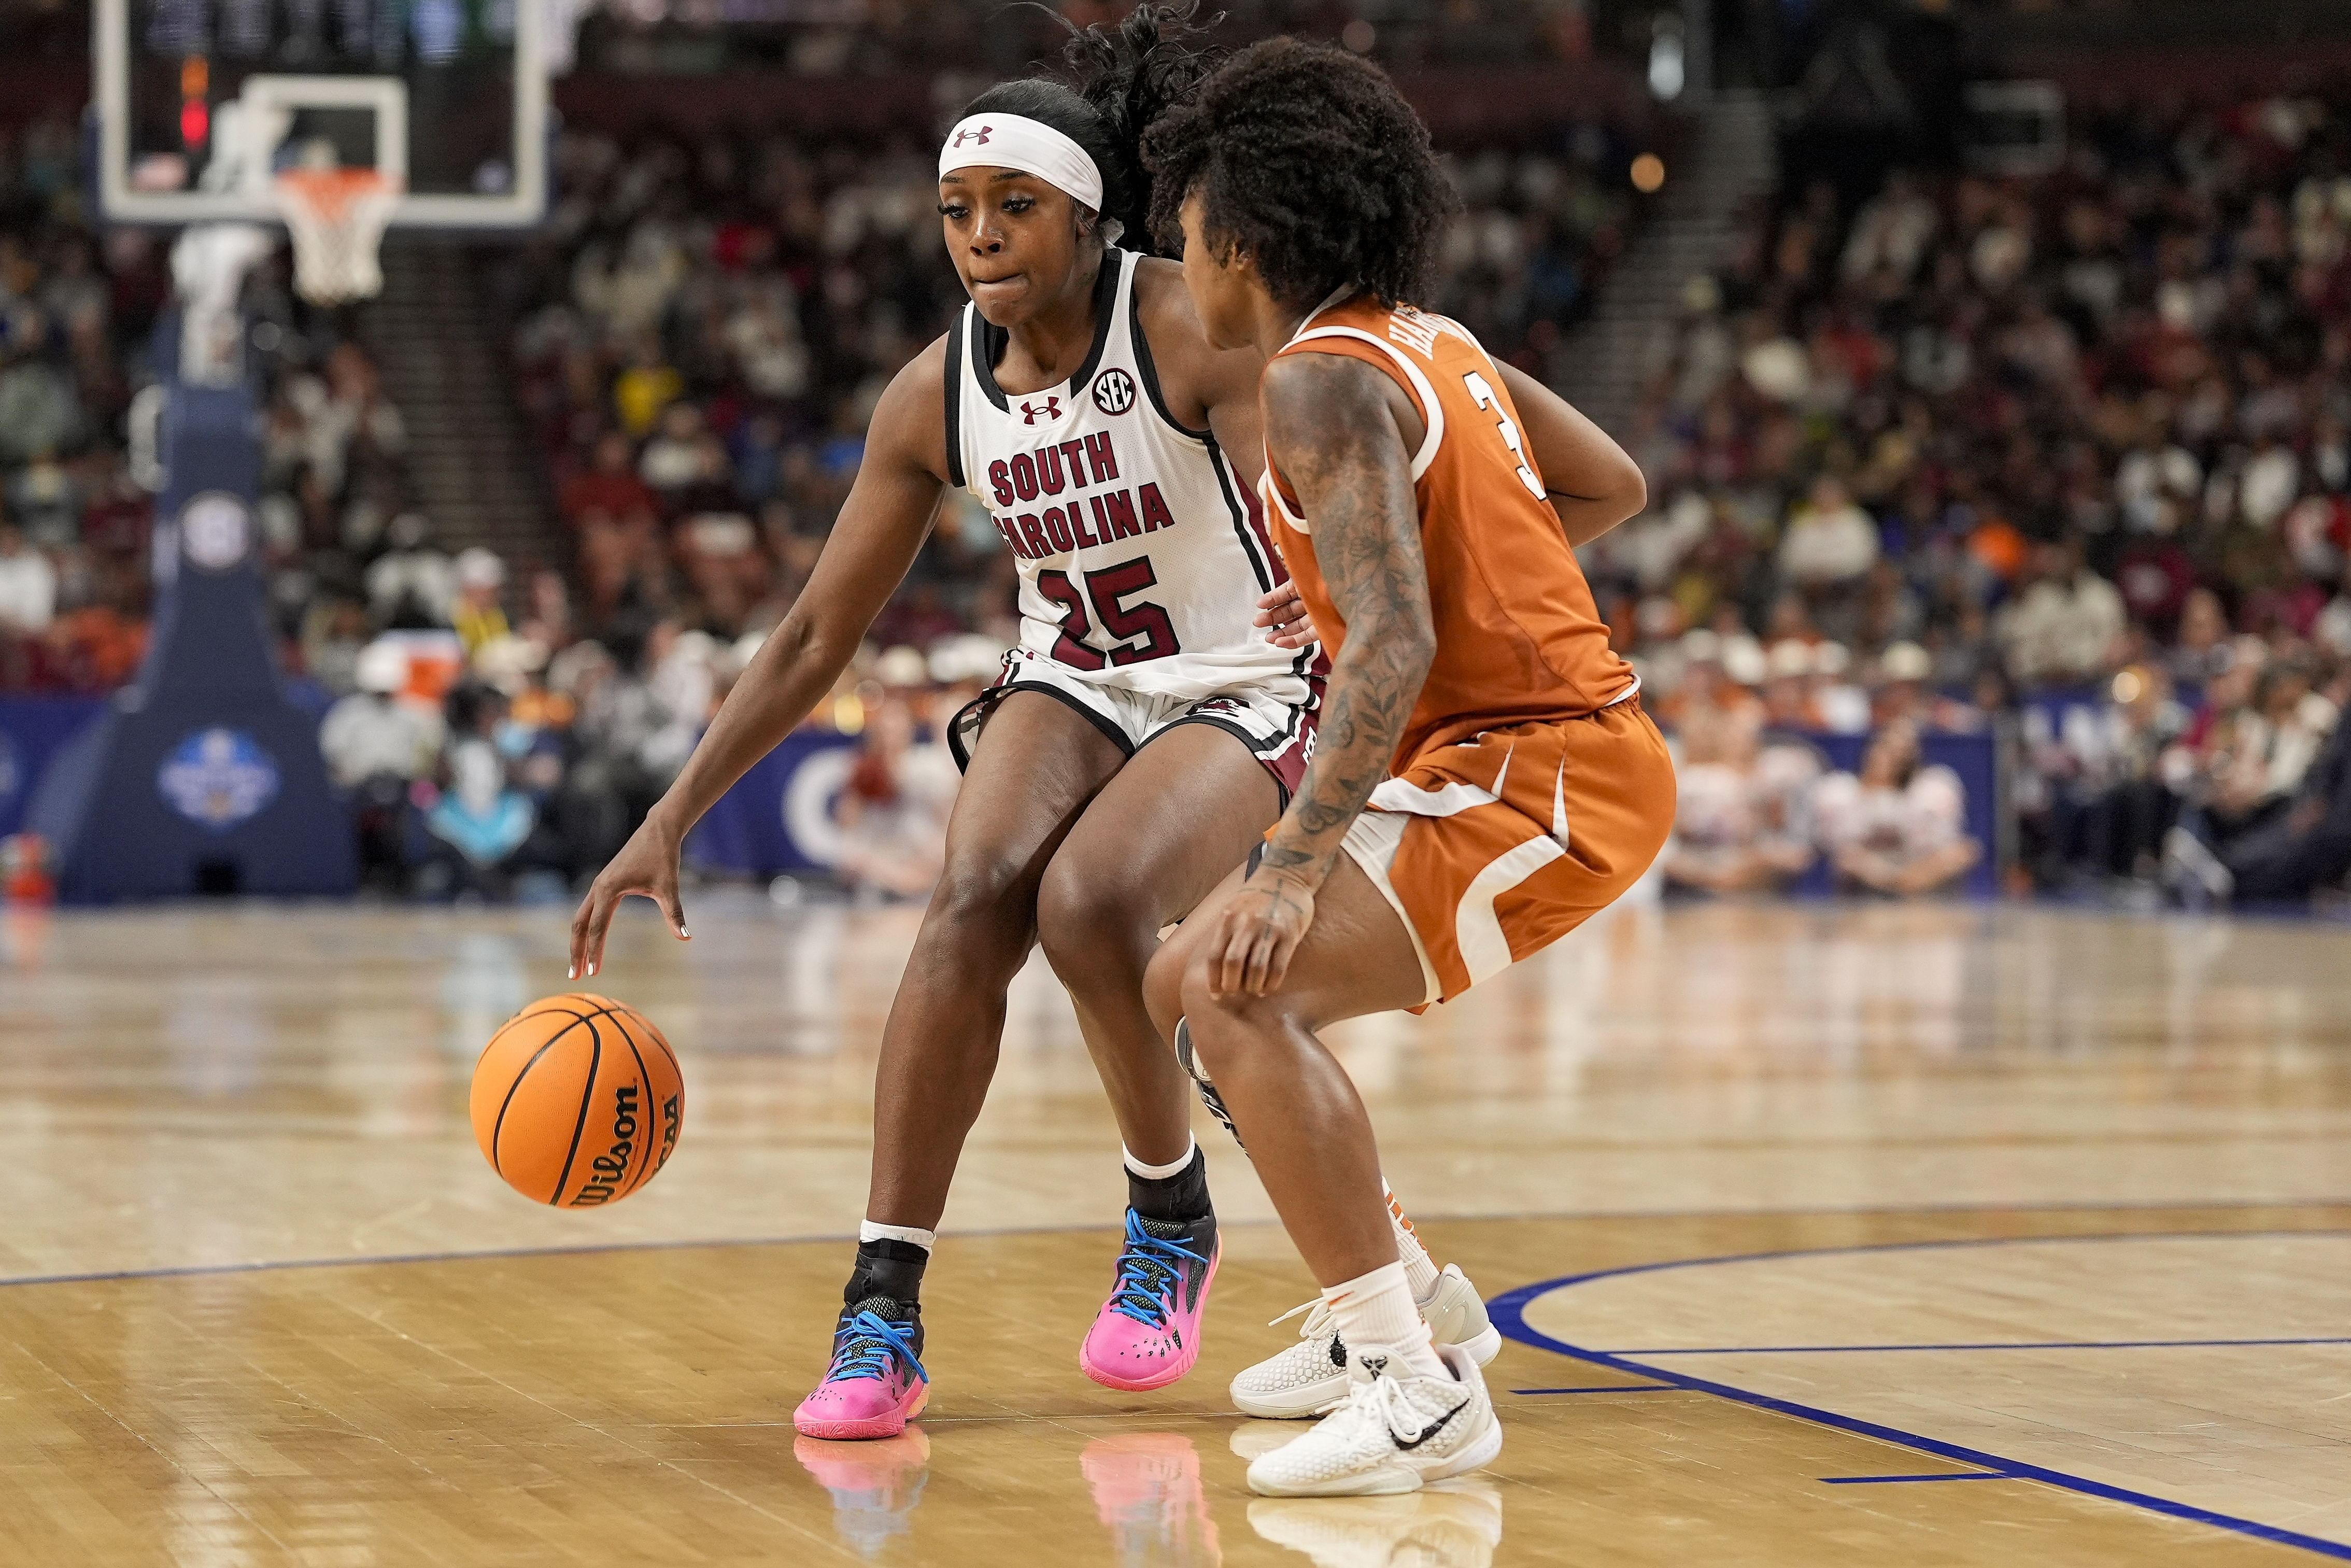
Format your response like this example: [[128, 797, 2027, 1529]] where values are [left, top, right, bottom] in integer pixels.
[[0, 898, 2345, 1562]]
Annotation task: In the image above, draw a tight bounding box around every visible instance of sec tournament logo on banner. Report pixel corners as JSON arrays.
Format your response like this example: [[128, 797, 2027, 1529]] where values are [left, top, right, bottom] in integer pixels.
[[157, 729, 281, 832]]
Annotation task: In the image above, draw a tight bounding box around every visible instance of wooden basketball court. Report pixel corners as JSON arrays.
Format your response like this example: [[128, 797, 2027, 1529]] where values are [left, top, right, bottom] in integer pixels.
[[1, 898, 2345, 1564]]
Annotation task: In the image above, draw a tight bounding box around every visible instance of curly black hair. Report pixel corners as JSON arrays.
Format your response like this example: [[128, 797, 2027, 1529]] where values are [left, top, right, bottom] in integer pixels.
[[1142, 38, 1455, 310], [957, 3, 1225, 252]]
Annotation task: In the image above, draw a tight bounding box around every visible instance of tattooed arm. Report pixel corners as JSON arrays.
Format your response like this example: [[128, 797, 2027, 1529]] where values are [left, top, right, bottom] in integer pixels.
[[1249, 361, 1640, 654], [1203, 352, 1436, 997]]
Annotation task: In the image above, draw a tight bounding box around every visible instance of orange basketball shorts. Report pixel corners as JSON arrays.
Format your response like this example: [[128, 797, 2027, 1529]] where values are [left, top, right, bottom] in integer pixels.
[[1340, 698, 1676, 1007]]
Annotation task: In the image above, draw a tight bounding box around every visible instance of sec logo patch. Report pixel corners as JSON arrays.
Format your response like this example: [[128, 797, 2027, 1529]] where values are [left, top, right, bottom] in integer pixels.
[[180, 492, 251, 572], [1092, 367, 1137, 416]]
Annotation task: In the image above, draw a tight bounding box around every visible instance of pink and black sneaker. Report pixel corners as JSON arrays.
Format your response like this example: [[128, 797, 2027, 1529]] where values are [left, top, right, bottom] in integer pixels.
[[794, 1298, 929, 1440], [1079, 1208, 1221, 1392]]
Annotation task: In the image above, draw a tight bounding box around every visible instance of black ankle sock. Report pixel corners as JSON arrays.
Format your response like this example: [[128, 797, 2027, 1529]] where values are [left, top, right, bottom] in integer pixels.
[[1127, 1145, 1211, 1224], [843, 1238, 930, 1308]]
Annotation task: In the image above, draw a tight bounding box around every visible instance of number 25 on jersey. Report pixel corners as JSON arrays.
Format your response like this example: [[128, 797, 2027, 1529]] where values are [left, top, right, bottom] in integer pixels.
[[1037, 557, 1183, 669]]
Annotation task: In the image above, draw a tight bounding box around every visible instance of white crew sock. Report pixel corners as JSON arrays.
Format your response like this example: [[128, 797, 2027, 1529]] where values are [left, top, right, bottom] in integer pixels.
[[1322, 1260, 1448, 1381], [859, 1220, 936, 1251], [1123, 1136, 1198, 1181], [1383, 1179, 1443, 1301]]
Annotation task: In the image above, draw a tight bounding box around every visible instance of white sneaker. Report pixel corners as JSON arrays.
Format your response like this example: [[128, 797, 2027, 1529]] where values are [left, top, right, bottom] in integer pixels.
[[1232, 1264, 1502, 1420], [1245, 1341, 1503, 1498], [1248, 1480, 1503, 1568]]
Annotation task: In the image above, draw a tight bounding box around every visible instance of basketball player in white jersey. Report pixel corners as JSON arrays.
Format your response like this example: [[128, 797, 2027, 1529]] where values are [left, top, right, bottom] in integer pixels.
[[568, 4, 1493, 1442]]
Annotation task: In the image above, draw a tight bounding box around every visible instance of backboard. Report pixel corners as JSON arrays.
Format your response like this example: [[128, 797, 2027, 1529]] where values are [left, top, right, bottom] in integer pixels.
[[94, 0, 547, 230]]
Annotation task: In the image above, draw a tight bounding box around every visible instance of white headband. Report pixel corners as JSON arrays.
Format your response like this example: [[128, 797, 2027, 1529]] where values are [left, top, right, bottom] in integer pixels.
[[938, 113, 1106, 216]]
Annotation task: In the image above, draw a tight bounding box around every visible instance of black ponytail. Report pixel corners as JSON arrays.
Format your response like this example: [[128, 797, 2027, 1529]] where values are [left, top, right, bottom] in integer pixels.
[[958, 2, 1223, 253]]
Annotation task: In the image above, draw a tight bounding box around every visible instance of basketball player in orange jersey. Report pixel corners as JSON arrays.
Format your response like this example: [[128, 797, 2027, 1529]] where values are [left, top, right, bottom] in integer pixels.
[[1138, 41, 1674, 1495], [565, 6, 1491, 1443]]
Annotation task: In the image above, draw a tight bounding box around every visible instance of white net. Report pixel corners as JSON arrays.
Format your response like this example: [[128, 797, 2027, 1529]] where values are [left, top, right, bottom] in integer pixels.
[[273, 169, 401, 305]]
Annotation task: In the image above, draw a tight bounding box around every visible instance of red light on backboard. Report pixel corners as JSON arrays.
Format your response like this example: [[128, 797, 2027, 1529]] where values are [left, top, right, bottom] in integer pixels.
[[180, 101, 209, 148]]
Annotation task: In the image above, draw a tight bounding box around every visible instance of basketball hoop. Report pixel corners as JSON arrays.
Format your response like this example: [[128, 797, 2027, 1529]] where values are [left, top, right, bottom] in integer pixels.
[[273, 167, 402, 305]]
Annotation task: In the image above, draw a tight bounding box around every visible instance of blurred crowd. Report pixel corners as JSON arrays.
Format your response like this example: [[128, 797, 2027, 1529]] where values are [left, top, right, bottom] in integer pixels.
[[17, 63, 2351, 912], [489, 117, 1638, 648], [572, 0, 1626, 77], [1598, 89, 2351, 907], [0, 115, 162, 695], [0, 97, 1636, 901]]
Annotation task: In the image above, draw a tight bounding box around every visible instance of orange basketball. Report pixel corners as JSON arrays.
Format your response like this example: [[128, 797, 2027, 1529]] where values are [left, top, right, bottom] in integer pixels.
[[470, 993, 684, 1207]]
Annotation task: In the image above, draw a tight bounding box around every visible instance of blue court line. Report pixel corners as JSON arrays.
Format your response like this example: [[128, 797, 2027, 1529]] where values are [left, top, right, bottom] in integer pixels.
[[1511, 1385, 1678, 1395], [1616, 1335, 2351, 1356], [1820, 1473, 2006, 1485], [1487, 1228, 2351, 1562]]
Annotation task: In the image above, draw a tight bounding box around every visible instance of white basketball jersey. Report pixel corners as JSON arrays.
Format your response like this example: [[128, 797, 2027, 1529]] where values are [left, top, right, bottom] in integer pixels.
[[947, 248, 1308, 702]]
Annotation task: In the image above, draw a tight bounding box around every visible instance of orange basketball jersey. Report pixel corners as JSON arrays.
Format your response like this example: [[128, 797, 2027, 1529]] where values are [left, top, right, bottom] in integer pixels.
[[1261, 295, 1637, 773]]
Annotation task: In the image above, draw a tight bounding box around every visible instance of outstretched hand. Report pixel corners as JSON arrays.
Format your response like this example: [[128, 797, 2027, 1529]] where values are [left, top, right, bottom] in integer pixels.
[[1253, 581, 1322, 651], [1202, 867, 1318, 998], [568, 815, 691, 981]]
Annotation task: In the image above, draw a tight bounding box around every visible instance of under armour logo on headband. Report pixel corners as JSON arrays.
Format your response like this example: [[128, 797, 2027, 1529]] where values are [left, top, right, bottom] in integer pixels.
[[939, 113, 1104, 214]]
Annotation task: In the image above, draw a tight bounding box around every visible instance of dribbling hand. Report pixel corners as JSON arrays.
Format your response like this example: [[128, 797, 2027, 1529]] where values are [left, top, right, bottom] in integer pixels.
[[1205, 868, 1316, 998], [1253, 582, 1321, 651], [569, 815, 691, 980]]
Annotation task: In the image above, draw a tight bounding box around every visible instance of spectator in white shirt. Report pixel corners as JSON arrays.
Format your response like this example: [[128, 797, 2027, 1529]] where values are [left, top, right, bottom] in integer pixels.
[[319, 640, 441, 890], [1777, 475, 1880, 588], [1840, 172, 1939, 282], [365, 513, 456, 627], [2201, 658, 2334, 847], [639, 402, 715, 493], [1665, 708, 1820, 894], [318, 641, 439, 789], [1995, 537, 2127, 687], [2238, 437, 2300, 529], [2316, 575, 2351, 661], [1815, 719, 1982, 895], [0, 520, 56, 632]]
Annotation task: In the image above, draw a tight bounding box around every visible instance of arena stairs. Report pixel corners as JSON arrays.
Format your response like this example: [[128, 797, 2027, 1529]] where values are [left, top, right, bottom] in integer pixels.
[[363, 237, 566, 572], [1554, 87, 1777, 441]]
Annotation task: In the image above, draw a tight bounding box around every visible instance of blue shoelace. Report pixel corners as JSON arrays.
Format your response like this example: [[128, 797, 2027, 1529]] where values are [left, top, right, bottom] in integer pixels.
[[825, 1309, 926, 1384], [1106, 1210, 1209, 1329]]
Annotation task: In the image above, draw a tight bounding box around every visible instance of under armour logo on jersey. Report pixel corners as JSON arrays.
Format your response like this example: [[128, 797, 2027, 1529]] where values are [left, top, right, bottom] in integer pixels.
[[952, 125, 992, 148], [1092, 367, 1137, 415], [1019, 397, 1063, 424]]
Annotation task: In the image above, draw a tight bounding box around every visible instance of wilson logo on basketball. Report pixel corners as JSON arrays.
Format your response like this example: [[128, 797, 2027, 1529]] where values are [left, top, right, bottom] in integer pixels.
[[1092, 368, 1137, 415], [654, 1092, 682, 1174], [570, 1082, 641, 1207]]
